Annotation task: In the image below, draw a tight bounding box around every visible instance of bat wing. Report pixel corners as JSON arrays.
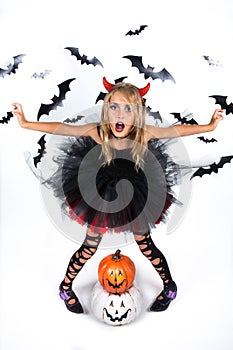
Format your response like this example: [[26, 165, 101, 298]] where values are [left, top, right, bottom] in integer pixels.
[[218, 155, 233, 169], [11, 54, 26, 74], [125, 30, 133, 36], [31, 72, 38, 78], [114, 76, 128, 83], [63, 115, 85, 124], [170, 112, 198, 125], [65, 47, 103, 67], [209, 95, 233, 115], [190, 166, 212, 179], [170, 112, 182, 123], [203, 55, 210, 62], [186, 118, 198, 125], [151, 68, 176, 83], [191, 155, 233, 179], [87, 56, 104, 67], [0, 112, 14, 124], [146, 106, 162, 122], [43, 69, 52, 77], [209, 95, 228, 109], [123, 55, 147, 74], [33, 135, 46, 167], [65, 47, 82, 59], [125, 25, 147, 36], [0, 63, 13, 78], [95, 92, 106, 104], [138, 25, 147, 32], [0, 54, 25, 77], [197, 136, 217, 143], [37, 78, 75, 120]]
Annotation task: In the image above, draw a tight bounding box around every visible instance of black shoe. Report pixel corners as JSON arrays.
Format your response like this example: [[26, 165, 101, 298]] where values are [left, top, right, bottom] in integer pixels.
[[59, 284, 84, 314], [150, 281, 177, 312]]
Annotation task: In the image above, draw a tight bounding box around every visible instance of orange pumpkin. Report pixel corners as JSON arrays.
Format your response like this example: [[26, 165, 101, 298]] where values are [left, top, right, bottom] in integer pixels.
[[98, 249, 136, 294]]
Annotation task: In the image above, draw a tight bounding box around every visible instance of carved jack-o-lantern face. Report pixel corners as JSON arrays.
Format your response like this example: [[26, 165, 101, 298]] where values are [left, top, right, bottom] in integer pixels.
[[91, 282, 142, 326], [98, 249, 136, 294], [105, 267, 126, 291]]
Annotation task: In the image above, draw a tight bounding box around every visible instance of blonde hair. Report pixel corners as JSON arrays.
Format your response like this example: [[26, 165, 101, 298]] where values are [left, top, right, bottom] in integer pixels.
[[99, 82, 147, 170]]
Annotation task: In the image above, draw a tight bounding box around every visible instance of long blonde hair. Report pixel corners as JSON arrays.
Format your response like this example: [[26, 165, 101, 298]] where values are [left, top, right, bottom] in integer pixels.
[[99, 82, 148, 170]]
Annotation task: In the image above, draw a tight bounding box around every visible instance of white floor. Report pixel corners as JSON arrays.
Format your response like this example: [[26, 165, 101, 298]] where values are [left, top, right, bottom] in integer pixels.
[[1, 132, 233, 350]]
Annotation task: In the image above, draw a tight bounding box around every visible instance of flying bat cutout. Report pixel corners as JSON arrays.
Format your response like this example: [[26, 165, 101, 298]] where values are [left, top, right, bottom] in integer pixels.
[[170, 112, 198, 125], [125, 25, 148, 36], [209, 95, 233, 115], [197, 136, 217, 143], [0, 111, 14, 124], [123, 55, 176, 83], [33, 135, 46, 167], [63, 115, 86, 124], [202, 55, 222, 67], [190, 155, 233, 179], [31, 69, 52, 79], [65, 47, 104, 67], [95, 76, 128, 104], [37, 78, 75, 120], [145, 105, 162, 123], [0, 54, 26, 78]]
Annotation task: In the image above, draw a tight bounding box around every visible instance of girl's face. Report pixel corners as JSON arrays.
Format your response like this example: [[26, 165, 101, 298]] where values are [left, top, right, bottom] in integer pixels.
[[107, 91, 136, 138]]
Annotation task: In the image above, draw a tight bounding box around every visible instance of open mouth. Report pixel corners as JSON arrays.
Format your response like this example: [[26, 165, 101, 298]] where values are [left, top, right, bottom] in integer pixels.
[[115, 122, 125, 133]]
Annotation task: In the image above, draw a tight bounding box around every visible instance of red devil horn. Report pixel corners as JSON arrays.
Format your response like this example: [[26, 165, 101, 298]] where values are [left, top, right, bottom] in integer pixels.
[[138, 82, 150, 97], [103, 77, 115, 92], [103, 77, 150, 96]]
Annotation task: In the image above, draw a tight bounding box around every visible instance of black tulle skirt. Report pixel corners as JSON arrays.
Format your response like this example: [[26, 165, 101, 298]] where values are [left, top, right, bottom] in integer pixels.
[[43, 136, 181, 234]]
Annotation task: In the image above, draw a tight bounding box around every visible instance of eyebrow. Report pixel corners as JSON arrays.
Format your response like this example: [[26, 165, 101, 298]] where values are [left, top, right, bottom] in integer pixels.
[[109, 102, 132, 106]]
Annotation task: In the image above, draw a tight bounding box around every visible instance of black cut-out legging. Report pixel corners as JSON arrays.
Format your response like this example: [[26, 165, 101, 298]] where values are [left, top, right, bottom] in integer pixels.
[[60, 229, 173, 293]]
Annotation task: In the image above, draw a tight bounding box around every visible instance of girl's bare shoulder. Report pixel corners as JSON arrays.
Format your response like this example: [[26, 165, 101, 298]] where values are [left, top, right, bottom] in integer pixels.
[[83, 123, 101, 144]]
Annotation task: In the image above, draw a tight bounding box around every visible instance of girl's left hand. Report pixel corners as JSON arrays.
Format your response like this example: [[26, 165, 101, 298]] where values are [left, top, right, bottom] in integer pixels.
[[209, 109, 224, 130]]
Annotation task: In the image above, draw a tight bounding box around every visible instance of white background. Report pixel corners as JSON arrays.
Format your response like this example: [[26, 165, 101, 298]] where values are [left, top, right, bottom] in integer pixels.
[[0, 0, 233, 349]]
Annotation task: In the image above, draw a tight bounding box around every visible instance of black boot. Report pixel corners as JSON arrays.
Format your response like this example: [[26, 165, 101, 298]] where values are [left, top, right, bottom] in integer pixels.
[[59, 281, 84, 314], [150, 281, 177, 312]]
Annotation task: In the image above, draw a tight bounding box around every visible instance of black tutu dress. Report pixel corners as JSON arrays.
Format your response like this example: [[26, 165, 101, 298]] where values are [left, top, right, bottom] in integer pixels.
[[42, 127, 181, 235]]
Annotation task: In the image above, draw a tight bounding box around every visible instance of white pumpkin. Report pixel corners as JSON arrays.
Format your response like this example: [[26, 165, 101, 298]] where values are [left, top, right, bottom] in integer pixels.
[[91, 282, 143, 326]]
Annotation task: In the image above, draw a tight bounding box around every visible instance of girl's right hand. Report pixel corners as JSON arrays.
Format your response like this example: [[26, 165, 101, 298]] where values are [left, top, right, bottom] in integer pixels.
[[12, 103, 28, 128]]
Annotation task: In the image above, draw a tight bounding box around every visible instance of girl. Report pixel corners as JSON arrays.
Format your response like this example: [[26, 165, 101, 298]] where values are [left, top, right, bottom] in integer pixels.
[[12, 77, 223, 314]]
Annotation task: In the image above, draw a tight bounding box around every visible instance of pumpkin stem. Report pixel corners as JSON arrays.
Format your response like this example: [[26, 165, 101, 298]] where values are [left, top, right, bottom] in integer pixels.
[[112, 249, 121, 260]]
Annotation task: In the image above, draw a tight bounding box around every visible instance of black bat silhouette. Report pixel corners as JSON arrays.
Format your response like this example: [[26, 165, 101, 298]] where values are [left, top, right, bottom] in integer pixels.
[[190, 155, 233, 179], [125, 25, 148, 36], [33, 135, 46, 167], [37, 78, 75, 120], [65, 47, 103, 67], [0, 54, 26, 78], [202, 55, 222, 67], [95, 76, 128, 104], [197, 136, 217, 143], [0, 111, 14, 124], [63, 115, 85, 124], [170, 112, 198, 125], [146, 106, 162, 122], [123, 55, 176, 83], [31, 69, 52, 79], [209, 95, 233, 115]]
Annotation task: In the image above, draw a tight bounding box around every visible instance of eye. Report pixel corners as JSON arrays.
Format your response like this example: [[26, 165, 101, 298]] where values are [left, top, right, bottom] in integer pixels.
[[118, 270, 123, 276], [120, 301, 125, 307], [110, 300, 114, 307], [109, 103, 118, 112], [125, 105, 133, 113], [110, 270, 114, 276]]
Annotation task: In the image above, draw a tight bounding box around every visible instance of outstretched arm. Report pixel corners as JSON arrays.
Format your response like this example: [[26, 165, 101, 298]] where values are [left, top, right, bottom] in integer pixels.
[[146, 109, 224, 139], [12, 103, 96, 137]]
